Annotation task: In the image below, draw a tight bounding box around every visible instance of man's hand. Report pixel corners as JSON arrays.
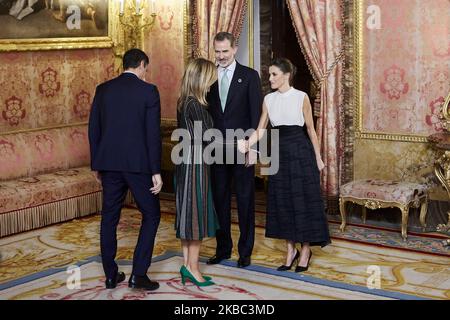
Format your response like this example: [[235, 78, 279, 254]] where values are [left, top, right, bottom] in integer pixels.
[[150, 174, 163, 195], [245, 149, 258, 167], [94, 171, 101, 184]]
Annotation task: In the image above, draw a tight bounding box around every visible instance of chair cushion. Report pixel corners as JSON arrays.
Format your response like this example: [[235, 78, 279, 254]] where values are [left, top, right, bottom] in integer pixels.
[[340, 179, 427, 205], [0, 167, 100, 214]]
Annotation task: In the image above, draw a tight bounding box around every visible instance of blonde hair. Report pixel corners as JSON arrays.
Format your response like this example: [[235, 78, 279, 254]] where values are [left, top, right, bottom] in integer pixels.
[[178, 58, 217, 111]]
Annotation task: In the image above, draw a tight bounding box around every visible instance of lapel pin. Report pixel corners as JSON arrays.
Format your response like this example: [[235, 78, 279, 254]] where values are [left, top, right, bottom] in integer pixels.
[[238, 78, 242, 83]]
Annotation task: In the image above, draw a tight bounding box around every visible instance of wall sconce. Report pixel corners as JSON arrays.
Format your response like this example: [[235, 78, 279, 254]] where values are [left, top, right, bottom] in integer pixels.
[[113, 0, 157, 71]]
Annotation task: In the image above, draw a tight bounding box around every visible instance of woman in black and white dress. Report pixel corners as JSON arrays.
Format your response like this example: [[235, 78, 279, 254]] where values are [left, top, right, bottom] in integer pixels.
[[238, 58, 331, 272]]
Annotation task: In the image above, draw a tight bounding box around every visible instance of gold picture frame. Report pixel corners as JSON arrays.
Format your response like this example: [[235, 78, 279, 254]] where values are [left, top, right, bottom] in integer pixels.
[[0, 0, 116, 52], [354, 0, 427, 143]]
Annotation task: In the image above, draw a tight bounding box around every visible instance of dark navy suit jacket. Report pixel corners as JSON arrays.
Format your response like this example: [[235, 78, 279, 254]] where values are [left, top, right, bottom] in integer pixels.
[[88, 72, 161, 175], [207, 61, 262, 138]]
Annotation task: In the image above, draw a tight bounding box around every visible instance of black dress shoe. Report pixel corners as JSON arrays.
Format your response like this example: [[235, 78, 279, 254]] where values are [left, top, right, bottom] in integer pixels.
[[277, 249, 300, 271], [128, 274, 160, 291], [237, 256, 251, 268], [206, 254, 230, 265], [295, 250, 313, 273], [105, 271, 126, 289]]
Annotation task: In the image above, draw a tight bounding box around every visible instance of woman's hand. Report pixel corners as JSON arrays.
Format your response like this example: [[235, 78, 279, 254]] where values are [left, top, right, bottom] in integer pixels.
[[237, 139, 248, 154], [245, 149, 258, 167], [317, 158, 325, 171]]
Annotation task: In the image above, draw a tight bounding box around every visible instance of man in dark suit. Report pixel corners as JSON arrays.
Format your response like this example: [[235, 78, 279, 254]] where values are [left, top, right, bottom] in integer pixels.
[[207, 32, 263, 268], [88, 49, 163, 291]]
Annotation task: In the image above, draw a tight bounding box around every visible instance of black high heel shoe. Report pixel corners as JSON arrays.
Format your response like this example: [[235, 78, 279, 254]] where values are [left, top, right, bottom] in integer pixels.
[[277, 249, 300, 271], [295, 250, 312, 273]]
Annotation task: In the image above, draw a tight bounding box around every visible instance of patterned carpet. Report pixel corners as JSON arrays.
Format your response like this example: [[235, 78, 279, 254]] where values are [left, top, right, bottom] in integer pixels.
[[160, 196, 450, 257], [1, 253, 425, 300], [1, 207, 449, 300]]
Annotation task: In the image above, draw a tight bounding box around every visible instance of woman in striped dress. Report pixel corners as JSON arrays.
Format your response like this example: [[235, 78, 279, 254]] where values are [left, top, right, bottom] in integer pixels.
[[174, 58, 219, 286]]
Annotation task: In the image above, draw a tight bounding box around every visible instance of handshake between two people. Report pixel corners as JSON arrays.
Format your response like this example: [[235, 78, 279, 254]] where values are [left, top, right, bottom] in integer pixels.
[[236, 139, 325, 172], [237, 139, 258, 168]]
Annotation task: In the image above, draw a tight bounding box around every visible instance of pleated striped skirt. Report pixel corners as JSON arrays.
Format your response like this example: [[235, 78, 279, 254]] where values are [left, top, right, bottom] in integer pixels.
[[174, 156, 219, 241]]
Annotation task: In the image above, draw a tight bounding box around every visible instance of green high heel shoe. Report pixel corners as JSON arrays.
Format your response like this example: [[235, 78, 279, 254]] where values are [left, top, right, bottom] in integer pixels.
[[181, 265, 212, 281], [180, 266, 215, 287]]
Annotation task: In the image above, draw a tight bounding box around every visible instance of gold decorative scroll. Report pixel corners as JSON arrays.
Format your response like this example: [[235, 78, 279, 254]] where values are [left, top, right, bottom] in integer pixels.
[[441, 92, 450, 132]]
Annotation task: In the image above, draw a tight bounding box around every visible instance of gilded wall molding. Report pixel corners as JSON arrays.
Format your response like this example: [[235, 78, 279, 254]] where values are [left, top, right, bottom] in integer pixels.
[[248, 0, 254, 68], [183, 0, 191, 65], [0, 37, 113, 52], [342, 0, 355, 184], [441, 92, 450, 131], [0, 122, 88, 136]]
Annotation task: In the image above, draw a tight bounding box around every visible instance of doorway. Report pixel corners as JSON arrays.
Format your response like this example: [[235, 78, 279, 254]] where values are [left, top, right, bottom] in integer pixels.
[[260, 0, 315, 99]]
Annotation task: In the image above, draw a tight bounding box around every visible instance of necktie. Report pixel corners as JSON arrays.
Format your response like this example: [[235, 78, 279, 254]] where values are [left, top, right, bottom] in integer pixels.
[[220, 68, 230, 111]]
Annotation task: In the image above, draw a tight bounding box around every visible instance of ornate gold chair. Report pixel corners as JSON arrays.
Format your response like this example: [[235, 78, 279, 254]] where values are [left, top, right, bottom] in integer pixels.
[[339, 179, 429, 241]]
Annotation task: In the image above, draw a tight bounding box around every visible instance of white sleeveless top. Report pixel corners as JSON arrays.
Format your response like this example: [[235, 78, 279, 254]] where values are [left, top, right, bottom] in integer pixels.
[[264, 87, 306, 127]]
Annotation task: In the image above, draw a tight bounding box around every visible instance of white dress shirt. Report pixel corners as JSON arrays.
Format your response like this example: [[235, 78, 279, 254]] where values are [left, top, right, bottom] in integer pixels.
[[218, 59, 237, 93], [123, 70, 138, 77]]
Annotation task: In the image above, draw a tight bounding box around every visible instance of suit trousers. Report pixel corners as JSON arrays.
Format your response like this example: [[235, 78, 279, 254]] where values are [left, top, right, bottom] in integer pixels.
[[211, 163, 255, 258], [100, 171, 160, 278]]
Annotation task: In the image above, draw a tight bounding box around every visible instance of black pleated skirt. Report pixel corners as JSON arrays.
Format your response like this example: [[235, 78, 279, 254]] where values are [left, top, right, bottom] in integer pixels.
[[266, 125, 331, 247]]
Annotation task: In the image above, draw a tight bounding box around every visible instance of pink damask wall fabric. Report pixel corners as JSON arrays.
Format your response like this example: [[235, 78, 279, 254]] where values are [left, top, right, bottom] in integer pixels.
[[145, 0, 247, 118], [363, 0, 450, 135], [0, 49, 115, 181], [0, 125, 90, 181], [144, 0, 186, 119], [287, 0, 344, 201], [0, 49, 115, 134]]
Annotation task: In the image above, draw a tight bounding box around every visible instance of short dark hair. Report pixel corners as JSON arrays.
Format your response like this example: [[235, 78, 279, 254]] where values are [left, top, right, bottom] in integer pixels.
[[123, 48, 149, 70], [270, 57, 297, 85], [214, 32, 236, 47]]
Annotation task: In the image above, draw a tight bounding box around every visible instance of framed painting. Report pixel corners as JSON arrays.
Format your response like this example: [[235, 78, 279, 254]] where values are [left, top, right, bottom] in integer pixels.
[[0, 0, 115, 51]]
